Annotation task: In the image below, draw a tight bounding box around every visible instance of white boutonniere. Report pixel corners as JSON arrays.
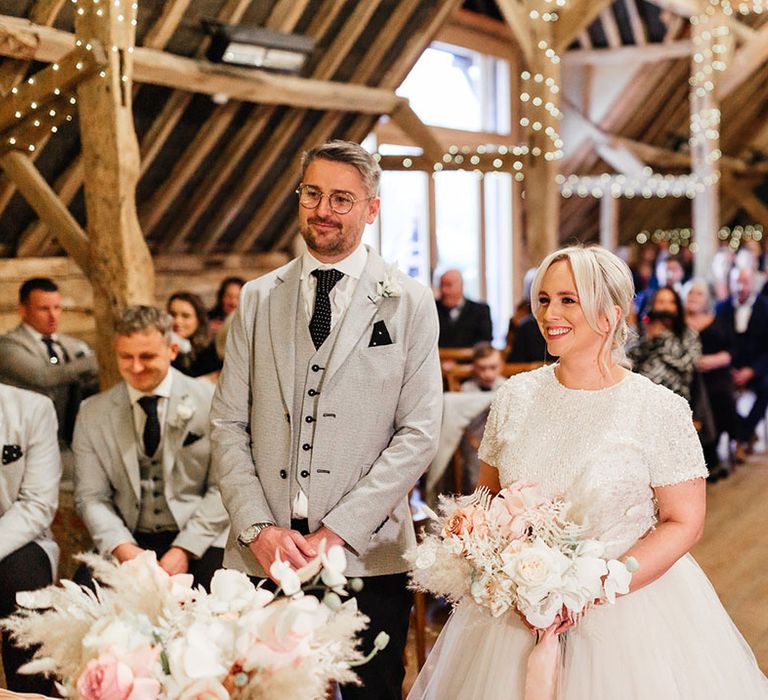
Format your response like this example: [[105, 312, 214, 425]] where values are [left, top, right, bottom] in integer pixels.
[[376, 262, 404, 299], [171, 396, 195, 428]]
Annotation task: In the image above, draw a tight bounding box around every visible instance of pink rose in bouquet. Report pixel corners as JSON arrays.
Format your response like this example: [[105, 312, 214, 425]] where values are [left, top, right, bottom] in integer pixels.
[[76, 653, 136, 700], [488, 482, 543, 537]]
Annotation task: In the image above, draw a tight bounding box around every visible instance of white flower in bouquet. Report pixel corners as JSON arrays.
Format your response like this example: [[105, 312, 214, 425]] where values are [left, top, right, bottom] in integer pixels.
[[164, 620, 235, 693], [207, 568, 274, 614], [320, 544, 349, 594], [603, 558, 633, 603], [502, 538, 569, 598], [81, 614, 157, 660], [240, 595, 330, 673], [270, 557, 302, 596]]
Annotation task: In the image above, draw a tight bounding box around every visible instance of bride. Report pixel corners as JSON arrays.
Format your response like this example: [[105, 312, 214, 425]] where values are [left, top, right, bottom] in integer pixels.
[[408, 245, 768, 699]]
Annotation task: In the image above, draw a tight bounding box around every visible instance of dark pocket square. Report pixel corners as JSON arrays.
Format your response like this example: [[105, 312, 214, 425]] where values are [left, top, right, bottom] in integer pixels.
[[182, 432, 203, 447], [369, 320, 393, 347], [2, 444, 23, 465]]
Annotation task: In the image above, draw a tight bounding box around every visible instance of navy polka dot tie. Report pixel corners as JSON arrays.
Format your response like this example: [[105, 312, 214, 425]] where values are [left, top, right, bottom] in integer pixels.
[[309, 268, 344, 349]]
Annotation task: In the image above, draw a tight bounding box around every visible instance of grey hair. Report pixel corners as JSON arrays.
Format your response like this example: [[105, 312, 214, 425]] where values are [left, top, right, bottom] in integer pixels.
[[301, 140, 381, 197], [115, 305, 173, 341], [682, 278, 713, 313], [530, 245, 635, 374]]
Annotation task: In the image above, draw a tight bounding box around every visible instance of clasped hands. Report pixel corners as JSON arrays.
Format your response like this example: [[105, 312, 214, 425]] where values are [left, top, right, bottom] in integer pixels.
[[249, 525, 345, 583], [111, 542, 191, 575]]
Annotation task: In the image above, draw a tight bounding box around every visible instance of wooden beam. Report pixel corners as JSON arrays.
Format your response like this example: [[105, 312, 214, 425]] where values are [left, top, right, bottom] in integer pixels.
[[0, 150, 88, 268], [376, 151, 526, 171], [388, 101, 445, 165], [197, 0, 386, 253], [374, 119, 512, 150], [13, 1, 208, 257], [141, 0, 192, 50], [441, 9, 516, 59], [0, 15, 400, 114], [717, 21, 768, 100], [563, 39, 692, 66], [554, 0, 615, 53], [139, 0, 253, 175], [0, 46, 104, 135], [690, 10, 721, 280], [156, 0, 333, 253], [495, 0, 535, 65], [75, 0, 154, 387], [721, 174, 768, 232], [599, 7, 622, 49], [624, 0, 648, 46], [643, 0, 755, 43], [599, 194, 620, 250]]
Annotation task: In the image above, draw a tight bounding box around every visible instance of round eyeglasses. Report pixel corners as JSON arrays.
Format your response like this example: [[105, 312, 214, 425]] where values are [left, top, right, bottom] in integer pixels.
[[295, 184, 373, 215]]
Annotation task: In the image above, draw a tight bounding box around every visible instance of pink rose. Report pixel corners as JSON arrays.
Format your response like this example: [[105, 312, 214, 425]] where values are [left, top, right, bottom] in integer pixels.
[[489, 483, 542, 537], [76, 653, 134, 700], [442, 507, 477, 538]]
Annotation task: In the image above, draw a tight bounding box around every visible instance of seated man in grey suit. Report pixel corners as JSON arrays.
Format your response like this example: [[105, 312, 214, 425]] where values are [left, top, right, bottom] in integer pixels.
[[0, 382, 61, 695], [0, 277, 98, 448], [73, 306, 228, 590]]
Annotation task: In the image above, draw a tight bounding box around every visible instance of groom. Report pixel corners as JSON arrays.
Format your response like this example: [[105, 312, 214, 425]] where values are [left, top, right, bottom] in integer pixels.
[[211, 140, 442, 699]]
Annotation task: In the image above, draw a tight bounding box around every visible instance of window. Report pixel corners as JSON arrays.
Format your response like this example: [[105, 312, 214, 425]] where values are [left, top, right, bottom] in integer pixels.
[[367, 36, 516, 346]]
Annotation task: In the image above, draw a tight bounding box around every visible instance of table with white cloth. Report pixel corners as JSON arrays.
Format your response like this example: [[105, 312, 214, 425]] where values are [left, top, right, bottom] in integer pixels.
[[424, 392, 495, 507]]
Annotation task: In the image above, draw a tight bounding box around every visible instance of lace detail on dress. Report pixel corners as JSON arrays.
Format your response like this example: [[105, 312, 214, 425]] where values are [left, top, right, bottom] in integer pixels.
[[477, 365, 707, 557]]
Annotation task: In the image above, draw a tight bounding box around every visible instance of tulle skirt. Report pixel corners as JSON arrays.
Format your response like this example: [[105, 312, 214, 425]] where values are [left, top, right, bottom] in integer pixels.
[[407, 555, 768, 699]]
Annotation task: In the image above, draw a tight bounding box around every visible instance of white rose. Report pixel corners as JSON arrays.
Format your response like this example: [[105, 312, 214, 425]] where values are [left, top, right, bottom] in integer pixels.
[[209, 569, 271, 613], [502, 538, 568, 590]]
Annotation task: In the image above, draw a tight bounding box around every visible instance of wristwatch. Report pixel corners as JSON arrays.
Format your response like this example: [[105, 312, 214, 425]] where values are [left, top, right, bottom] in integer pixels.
[[237, 522, 274, 547]]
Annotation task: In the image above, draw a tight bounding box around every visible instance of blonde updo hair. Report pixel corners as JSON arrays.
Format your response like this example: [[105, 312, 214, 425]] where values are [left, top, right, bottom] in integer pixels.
[[530, 245, 635, 374]]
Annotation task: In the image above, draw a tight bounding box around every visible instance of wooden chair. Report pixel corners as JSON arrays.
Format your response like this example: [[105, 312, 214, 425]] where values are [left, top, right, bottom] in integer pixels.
[[409, 493, 432, 671], [438, 347, 475, 366], [445, 364, 474, 392], [502, 360, 548, 377]]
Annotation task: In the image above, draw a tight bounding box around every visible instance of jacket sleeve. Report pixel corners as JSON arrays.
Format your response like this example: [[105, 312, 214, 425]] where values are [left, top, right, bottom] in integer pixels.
[[0, 395, 61, 561], [210, 294, 278, 539], [73, 405, 137, 556], [321, 286, 443, 556]]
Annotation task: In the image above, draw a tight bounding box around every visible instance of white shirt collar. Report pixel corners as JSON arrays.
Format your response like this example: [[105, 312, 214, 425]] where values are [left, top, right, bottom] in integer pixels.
[[126, 368, 174, 406], [301, 243, 368, 281], [23, 323, 59, 342]]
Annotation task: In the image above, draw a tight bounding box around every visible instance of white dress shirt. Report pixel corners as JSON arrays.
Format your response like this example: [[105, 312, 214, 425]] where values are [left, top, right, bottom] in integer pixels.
[[292, 243, 368, 518], [734, 294, 756, 334], [126, 371, 173, 451]]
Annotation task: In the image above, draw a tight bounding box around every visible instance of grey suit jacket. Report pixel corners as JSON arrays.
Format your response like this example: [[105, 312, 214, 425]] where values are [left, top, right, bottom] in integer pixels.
[[0, 383, 61, 577], [0, 324, 98, 442], [73, 368, 229, 558], [211, 248, 442, 578]]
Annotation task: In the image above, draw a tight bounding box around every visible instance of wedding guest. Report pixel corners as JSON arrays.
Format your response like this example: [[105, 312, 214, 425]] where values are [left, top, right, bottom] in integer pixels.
[[208, 276, 245, 336], [73, 306, 228, 591], [715, 266, 768, 463], [435, 269, 492, 348], [211, 140, 442, 700], [0, 383, 61, 695], [168, 291, 222, 378], [461, 343, 505, 393], [684, 279, 736, 480], [0, 277, 98, 447], [629, 286, 701, 401]]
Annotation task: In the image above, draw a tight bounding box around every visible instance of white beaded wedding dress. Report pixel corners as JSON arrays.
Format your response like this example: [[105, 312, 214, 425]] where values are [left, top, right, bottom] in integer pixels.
[[408, 365, 768, 699]]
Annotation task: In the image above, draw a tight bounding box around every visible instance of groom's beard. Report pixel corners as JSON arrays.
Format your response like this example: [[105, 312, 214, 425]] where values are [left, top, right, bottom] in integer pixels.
[[301, 216, 357, 258]]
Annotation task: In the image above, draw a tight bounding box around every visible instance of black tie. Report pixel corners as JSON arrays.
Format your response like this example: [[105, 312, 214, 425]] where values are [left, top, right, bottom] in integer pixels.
[[309, 268, 344, 349], [41, 336, 60, 364], [138, 396, 161, 457]]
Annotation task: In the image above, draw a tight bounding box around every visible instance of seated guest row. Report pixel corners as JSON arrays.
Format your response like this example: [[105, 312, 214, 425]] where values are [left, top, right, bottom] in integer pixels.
[[0, 305, 229, 694]]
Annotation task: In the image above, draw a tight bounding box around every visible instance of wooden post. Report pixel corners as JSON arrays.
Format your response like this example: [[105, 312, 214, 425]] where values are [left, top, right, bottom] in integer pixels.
[[690, 9, 723, 280], [75, 0, 154, 387], [599, 195, 619, 251], [524, 15, 561, 265]]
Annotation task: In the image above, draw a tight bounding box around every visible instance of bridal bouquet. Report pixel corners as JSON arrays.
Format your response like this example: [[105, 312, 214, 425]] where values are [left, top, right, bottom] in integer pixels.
[[407, 482, 637, 630], [3, 547, 382, 700]]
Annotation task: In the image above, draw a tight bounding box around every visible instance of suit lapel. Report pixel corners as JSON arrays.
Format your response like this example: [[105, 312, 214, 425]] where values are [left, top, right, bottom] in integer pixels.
[[111, 386, 140, 501], [269, 259, 302, 414], [324, 252, 387, 384], [162, 374, 187, 483], [17, 325, 49, 363]]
